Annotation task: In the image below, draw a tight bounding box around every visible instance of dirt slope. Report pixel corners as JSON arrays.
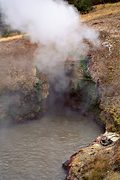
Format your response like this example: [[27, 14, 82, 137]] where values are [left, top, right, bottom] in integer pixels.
[[64, 3, 120, 180], [88, 11, 120, 131]]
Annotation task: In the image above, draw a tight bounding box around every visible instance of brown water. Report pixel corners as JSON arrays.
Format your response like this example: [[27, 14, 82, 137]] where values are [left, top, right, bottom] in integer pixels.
[[0, 109, 103, 180]]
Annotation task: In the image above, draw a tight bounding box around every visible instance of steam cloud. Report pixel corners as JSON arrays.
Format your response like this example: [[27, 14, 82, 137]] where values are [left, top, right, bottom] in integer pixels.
[[0, 0, 99, 90]]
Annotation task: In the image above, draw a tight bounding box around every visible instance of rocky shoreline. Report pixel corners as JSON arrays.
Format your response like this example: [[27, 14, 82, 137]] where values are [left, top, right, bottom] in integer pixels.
[[63, 132, 120, 180], [63, 11, 120, 180]]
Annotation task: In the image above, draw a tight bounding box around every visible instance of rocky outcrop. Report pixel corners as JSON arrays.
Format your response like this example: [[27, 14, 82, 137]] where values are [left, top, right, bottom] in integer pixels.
[[0, 37, 49, 123], [63, 11, 120, 180], [89, 12, 120, 132], [63, 132, 120, 180], [65, 56, 100, 113]]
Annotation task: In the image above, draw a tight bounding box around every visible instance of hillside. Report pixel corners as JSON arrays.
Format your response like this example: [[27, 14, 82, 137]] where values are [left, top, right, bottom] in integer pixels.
[[65, 3, 120, 180]]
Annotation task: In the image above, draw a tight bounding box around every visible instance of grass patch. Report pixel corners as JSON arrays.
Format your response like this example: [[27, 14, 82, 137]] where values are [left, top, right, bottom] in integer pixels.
[[82, 2, 120, 21]]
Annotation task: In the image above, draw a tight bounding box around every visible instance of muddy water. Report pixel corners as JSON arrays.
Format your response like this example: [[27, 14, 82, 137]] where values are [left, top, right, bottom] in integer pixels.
[[0, 109, 103, 180]]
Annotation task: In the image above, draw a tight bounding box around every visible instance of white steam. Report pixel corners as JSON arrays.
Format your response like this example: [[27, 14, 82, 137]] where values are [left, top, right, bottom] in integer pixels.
[[0, 0, 99, 90]]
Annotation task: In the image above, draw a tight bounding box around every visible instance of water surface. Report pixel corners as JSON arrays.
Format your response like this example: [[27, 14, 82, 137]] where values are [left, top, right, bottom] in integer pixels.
[[0, 109, 103, 180]]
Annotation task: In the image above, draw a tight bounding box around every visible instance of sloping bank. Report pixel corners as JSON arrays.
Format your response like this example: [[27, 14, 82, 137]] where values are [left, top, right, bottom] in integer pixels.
[[63, 12, 120, 179], [0, 37, 49, 124]]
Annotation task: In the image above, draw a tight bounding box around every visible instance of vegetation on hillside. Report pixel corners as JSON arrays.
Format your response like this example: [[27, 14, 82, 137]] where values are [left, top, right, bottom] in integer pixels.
[[67, 0, 120, 13]]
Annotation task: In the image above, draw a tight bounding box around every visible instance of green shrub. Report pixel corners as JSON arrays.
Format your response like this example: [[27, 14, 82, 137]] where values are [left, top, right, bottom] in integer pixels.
[[92, 0, 120, 5], [1, 27, 21, 38], [67, 0, 120, 13], [75, 0, 92, 13], [67, 0, 93, 13], [1, 28, 11, 37]]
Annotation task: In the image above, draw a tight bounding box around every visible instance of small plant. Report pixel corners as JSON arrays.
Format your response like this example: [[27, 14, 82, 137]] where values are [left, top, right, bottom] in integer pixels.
[[34, 80, 43, 103], [67, 0, 120, 13], [1, 28, 11, 37], [75, 0, 93, 13], [67, 0, 93, 13]]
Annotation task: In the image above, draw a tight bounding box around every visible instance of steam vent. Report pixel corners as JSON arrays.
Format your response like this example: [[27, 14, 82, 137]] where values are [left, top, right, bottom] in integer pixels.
[[0, 1, 120, 180]]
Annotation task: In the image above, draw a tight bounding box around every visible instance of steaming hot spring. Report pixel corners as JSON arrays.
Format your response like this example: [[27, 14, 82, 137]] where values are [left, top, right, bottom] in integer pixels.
[[0, 0, 104, 179]]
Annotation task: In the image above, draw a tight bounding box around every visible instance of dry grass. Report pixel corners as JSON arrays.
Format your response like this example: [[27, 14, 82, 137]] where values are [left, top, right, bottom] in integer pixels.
[[0, 35, 23, 42], [82, 2, 120, 21], [0, 2, 119, 41]]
